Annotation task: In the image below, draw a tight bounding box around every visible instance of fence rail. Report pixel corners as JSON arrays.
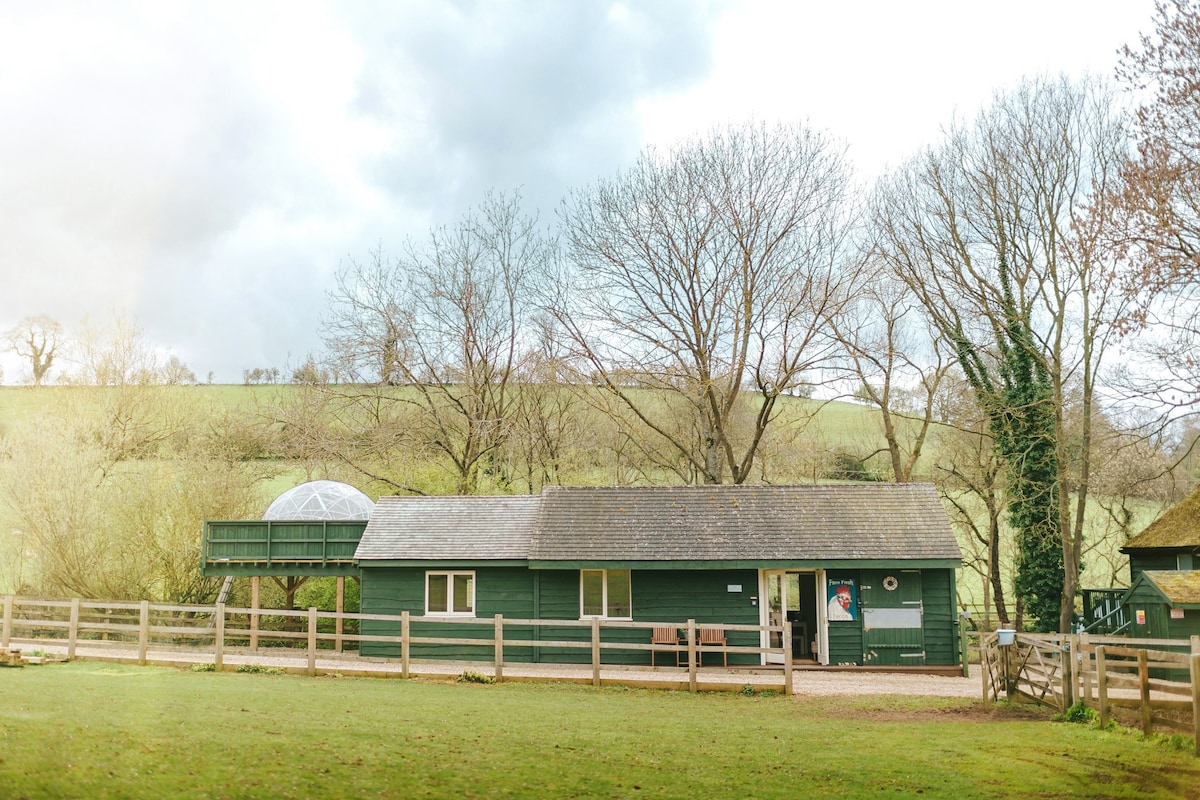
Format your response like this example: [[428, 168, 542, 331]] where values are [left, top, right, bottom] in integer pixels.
[[978, 629, 1200, 755], [0, 595, 795, 694]]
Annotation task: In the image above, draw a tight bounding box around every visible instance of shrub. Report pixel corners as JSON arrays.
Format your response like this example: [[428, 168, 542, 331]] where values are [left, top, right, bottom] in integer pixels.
[[457, 670, 495, 684]]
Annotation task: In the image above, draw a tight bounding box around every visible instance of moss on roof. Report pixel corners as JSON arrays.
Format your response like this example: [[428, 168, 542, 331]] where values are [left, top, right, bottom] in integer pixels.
[[1122, 487, 1200, 550], [1141, 570, 1200, 605]]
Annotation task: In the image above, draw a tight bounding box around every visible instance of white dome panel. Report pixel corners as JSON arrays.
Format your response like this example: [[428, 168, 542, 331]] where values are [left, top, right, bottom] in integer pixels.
[[264, 480, 375, 521]]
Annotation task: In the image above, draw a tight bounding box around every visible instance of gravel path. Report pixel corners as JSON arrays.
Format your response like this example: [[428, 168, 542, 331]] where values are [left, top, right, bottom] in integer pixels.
[[12, 639, 982, 698]]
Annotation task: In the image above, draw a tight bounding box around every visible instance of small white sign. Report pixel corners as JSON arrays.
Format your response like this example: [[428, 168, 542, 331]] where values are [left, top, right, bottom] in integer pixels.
[[727, 584, 742, 593], [1170, 608, 1185, 620]]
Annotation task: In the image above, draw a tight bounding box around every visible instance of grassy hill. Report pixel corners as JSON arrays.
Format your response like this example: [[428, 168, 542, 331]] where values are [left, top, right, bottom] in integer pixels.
[[0, 384, 1166, 613]]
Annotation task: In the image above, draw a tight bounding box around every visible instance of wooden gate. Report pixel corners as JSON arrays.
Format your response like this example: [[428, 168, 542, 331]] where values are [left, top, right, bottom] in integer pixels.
[[981, 631, 1070, 710]]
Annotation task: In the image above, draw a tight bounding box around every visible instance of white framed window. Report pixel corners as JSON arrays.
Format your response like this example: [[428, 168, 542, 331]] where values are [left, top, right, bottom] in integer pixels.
[[425, 571, 475, 616], [580, 569, 631, 619]]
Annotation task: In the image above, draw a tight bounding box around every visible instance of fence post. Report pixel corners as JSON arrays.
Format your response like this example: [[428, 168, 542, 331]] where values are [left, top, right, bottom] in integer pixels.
[[1139, 649, 1152, 736], [401, 611, 410, 680], [959, 624, 969, 678], [1096, 646, 1109, 731], [494, 614, 504, 683], [1079, 633, 1092, 703], [335, 576, 345, 653], [1061, 635, 1075, 711], [686, 619, 697, 694], [138, 600, 149, 666], [67, 598, 80, 660], [214, 602, 225, 671], [1190, 652, 1199, 758], [1, 595, 11, 647], [980, 635, 990, 701], [591, 616, 601, 688], [782, 618, 794, 696], [307, 607, 318, 676], [250, 576, 260, 650]]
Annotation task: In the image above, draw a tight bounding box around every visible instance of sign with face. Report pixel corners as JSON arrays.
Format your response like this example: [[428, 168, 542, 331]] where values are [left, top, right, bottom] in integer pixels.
[[826, 578, 856, 621]]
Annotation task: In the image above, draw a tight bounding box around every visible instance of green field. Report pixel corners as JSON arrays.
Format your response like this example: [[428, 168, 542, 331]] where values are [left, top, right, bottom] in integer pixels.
[[0, 662, 1197, 799]]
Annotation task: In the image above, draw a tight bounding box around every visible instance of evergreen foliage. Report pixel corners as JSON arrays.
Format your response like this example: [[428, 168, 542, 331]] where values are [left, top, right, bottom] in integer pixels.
[[951, 250, 1067, 632]]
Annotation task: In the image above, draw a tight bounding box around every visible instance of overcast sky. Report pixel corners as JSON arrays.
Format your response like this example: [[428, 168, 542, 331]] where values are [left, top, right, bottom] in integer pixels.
[[0, 0, 1159, 384]]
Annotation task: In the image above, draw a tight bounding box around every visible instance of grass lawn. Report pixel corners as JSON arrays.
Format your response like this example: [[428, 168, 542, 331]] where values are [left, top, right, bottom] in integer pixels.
[[1, 663, 1197, 799]]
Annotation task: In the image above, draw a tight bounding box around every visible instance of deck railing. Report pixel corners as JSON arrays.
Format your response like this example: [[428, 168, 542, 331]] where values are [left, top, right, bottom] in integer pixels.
[[0, 595, 794, 694]]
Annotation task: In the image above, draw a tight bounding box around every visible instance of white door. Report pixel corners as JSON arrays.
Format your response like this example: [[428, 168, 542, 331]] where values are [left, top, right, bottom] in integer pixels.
[[762, 571, 801, 664]]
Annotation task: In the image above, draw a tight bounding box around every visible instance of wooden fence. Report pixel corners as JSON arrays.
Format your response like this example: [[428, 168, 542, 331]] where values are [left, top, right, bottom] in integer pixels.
[[978, 629, 1200, 755], [0, 595, 794, 694]]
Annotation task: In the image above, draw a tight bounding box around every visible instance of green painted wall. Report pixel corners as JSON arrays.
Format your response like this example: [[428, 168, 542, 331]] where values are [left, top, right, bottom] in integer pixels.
[[530, 568, 763, 666], [1129, 552, 1183, 580], [359, 564, 960, 667], [359, 566, 535, 660], [921, 569, 958, 666]]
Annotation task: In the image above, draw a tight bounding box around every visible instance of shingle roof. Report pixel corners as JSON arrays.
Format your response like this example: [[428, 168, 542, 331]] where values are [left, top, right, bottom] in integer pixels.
[[1123, 487, 1200, 551], [1140, 570, 1200, 606], [530, 484, 961, 562], [354, 494, 539, 560], [355, 483, 961, 564]]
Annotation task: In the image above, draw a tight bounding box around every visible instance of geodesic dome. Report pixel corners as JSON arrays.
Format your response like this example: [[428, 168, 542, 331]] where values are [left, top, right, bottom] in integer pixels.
[[263, 480, 375, 521]]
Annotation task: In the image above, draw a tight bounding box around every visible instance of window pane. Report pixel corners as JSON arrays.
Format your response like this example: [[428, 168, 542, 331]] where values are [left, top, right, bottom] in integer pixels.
[[453, 574, 474, 614], [427, 574, 448, 613], [581, 570, 604, 616], [606, 569, 631, 618]]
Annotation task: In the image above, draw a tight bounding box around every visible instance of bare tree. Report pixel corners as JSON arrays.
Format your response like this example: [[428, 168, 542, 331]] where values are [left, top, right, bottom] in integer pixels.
[[552, 120, 859, 484], [5, 314, 61, 386], [67, 312, 160, 386], [873, 75, 1129, 631], [323, 191, 551, 494], [1105, 0, 1200, 415], [830, 263, 950, 482]]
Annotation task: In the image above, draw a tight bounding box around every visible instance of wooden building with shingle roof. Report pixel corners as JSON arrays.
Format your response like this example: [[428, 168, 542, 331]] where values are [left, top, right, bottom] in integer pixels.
[[1121, 486, 1200, 578], [353, 483, 963, 669]]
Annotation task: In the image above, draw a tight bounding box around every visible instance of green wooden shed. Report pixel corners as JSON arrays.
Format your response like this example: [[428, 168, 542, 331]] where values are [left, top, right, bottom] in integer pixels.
[[353, 483, 963, 669], [1124, 570, 1200, 641]]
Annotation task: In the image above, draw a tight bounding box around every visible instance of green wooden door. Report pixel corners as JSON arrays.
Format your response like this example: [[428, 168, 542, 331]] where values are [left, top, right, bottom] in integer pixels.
[[860, 569, 924, 666]]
